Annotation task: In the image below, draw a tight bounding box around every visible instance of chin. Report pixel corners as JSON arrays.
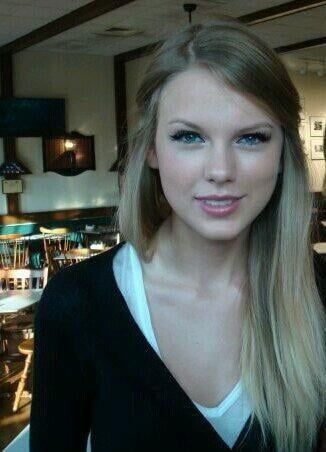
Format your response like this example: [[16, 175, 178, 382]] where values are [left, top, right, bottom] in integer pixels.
[[192, 223, 242, 242]]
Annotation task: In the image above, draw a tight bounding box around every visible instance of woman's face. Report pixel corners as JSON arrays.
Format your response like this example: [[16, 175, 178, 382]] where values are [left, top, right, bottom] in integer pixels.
[[147, 66, 284, 241]]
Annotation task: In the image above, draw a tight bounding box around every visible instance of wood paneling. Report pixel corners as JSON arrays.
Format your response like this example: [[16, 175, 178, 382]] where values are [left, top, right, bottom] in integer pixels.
[[0, 54, 20, 214], [0, 207, 116, 226]]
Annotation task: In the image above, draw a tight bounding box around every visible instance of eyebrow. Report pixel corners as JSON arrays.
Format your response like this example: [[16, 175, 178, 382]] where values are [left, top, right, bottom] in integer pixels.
[[168, 119, 274, 134]]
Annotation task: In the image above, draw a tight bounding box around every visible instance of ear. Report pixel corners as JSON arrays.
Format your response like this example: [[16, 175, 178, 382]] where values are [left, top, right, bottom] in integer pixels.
[[147, 146, 159, 169]]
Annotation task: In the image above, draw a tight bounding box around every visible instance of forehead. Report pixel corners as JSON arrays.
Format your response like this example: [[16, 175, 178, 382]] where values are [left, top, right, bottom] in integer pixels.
[[157, 66, 276, 126]]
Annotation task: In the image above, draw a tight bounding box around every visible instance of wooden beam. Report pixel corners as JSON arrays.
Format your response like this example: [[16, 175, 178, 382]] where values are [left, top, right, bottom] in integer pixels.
[[0, 54, 13, 96], [0, 206, 116, 226], [275, 36, 326, 53], [239, 0, 326, 25], [114, 54, 127, 163], [0, 54, 20, 215], [0, 0, 136, 55], [114, 42, 159, 162]]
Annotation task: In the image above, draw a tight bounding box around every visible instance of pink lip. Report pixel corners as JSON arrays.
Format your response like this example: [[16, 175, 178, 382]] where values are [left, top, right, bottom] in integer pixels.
[[196, 195, 244, 201], [196, 197, 242, 217]]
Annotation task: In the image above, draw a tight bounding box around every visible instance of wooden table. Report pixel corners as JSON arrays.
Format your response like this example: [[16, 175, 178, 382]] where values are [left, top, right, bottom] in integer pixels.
[[0, 290, 42, 320], [53, 247, 110, 262]]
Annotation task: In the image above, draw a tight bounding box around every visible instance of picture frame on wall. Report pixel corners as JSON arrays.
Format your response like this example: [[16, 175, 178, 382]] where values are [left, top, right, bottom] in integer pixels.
[[310, 137, 324, 160], [309, 116, 325, 137]]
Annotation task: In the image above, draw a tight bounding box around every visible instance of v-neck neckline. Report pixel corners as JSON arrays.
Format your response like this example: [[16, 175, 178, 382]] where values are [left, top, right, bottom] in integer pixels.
[[123, 241, 244, 416], [100, 241, 267, 451]]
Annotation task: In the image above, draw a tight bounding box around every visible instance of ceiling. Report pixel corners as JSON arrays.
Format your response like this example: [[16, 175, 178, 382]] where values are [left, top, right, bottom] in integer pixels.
[[0, 0, 325, 75]]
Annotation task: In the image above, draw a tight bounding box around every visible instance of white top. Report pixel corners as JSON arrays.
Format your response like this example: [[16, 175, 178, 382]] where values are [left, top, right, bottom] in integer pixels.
[[113, 242, 252, 448]]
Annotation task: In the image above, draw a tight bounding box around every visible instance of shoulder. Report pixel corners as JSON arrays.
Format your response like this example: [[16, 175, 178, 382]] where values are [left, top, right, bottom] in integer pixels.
[[47, 242, 125, 289], [36, 242, 126, 322]]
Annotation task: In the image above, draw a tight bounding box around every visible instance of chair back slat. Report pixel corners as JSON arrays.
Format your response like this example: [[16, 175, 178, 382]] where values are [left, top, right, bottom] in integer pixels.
[[39, 226, 79, 275], [0, 268, 48, 291], [0, 234, 30, 269]]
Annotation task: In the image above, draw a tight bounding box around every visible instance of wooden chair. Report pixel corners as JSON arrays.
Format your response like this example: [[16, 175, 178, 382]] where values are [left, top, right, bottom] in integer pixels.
[[0, 268, 48, 412], [0, 268, 48, 291], [12, 339, 33, 412], [0, 234, 29, 269], [63, 247, 109, 266], [39, 226, 73, 275]]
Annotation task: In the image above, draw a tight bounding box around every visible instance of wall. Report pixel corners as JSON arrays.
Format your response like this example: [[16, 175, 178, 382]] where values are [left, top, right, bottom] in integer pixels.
[[290, 71, 326, 192], [125, 54, 152, 144], [1, 51, 324, 217], [0, 50, 119, 215]]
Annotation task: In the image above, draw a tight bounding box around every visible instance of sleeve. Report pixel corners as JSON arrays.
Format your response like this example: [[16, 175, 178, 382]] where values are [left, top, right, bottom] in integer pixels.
[[29, 270, 91, 452]]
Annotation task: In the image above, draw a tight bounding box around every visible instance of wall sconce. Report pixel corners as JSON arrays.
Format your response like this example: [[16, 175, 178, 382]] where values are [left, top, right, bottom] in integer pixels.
[[42, 131, 95, 176]]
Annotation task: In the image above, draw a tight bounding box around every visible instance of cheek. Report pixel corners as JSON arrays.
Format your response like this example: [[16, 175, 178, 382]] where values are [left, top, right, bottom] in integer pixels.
[[157, 152, 198, 192], [244, 158, 280, 198]]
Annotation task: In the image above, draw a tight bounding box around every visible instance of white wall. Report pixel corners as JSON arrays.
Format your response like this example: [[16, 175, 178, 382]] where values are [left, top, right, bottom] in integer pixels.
[[0, 50, 119, 214], [289, 70, 326, 192]]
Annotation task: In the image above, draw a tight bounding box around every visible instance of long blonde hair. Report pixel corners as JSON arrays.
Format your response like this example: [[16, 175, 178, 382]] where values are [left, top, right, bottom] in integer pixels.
[[118, 17, 325, 451]]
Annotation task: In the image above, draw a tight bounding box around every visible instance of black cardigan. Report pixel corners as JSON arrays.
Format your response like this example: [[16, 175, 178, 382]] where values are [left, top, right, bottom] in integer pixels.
[[29, 242, 325, 451]]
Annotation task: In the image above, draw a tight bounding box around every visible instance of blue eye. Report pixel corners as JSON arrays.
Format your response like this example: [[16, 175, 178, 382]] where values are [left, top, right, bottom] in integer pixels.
[[237, 132, 271, 146], [169, 130, 205, 144]]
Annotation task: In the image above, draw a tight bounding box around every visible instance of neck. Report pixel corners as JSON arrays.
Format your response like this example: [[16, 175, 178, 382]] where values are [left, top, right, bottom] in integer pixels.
[[152, 214, 250, 296]]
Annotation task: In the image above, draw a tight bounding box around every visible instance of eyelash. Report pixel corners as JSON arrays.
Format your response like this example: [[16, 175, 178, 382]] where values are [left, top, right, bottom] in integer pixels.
[[169, 129, 271, 147]]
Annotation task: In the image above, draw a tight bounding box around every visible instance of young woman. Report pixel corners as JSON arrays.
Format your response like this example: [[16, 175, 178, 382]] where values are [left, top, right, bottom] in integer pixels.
[[30, 17, 325, 452]]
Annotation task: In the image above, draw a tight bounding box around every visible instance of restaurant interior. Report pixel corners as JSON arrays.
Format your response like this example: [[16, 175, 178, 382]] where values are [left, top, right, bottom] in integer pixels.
[[0, 0, 325, 450]]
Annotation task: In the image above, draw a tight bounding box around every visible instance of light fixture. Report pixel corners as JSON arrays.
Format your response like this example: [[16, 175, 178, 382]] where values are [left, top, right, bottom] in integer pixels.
[[42, 131, 95, 176], [183, 4, 197, 23]]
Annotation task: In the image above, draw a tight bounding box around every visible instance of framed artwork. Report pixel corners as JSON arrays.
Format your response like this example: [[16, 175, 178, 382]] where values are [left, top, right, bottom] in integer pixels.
[[310, 137, 324, 160], [299, 122, 309, 156], [309, 116, 325, 137]]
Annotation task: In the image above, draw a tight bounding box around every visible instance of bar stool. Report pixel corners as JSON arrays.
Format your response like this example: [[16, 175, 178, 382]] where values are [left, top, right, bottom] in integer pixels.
[[12, 339, 33, 412]]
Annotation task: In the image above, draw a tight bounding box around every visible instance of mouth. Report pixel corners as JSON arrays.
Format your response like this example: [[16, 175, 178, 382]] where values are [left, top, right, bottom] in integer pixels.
[[195, 195, 245, 203], [195, 196, 244, 217]]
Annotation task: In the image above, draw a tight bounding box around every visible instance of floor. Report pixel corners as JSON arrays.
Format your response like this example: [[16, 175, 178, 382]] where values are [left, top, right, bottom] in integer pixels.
[[0, 359, 31, 450]]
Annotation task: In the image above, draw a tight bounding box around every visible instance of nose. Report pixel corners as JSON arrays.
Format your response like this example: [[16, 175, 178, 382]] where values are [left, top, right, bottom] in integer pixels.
[[203, 142, 237, 183]]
